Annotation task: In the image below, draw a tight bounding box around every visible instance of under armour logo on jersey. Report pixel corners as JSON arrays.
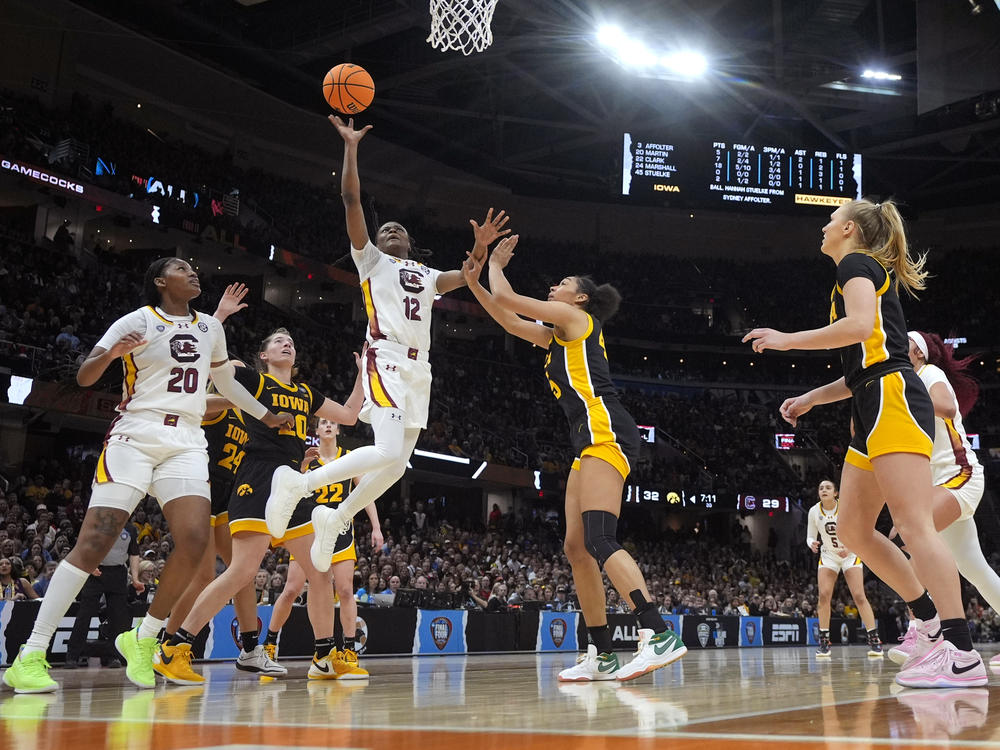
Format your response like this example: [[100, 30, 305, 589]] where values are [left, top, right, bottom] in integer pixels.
[[384, 363, 398, 372], [169, 333, 200, 363], [236, 484, 253, 496], [390, 412, 403, 422]]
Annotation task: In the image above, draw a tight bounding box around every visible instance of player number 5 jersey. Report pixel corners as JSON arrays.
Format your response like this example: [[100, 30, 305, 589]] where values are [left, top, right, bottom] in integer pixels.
[[807, 502, 852, 556], [353, 241, 442, 352], [95, 306, 227, 425]]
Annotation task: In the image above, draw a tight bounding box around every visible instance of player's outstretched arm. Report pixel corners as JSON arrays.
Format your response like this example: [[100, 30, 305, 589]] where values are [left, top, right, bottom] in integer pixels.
[[213, 283, 250, 323], [330, 115, 373, 251], [437, 208, 511, 294], [487, 237, 584, 331], [77, 333, 146, 387], [314, 349, 366, 425], [463, 241, 552, 349]]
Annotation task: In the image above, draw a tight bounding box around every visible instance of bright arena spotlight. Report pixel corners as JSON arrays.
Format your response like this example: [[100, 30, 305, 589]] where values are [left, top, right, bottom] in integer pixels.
[[596, 23, 708, 78]]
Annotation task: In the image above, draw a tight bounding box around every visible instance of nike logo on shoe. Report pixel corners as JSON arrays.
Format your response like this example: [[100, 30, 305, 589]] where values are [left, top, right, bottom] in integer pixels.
[[653, 641, 674, 656], [312, 660, 330, 673], [597, 660, 617, 672], [952, 661, 982, 675], [158, 648, 173, 665]]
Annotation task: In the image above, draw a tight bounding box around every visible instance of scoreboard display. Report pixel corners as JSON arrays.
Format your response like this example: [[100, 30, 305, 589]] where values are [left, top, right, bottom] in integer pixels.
[[622, 133, 862, 210]]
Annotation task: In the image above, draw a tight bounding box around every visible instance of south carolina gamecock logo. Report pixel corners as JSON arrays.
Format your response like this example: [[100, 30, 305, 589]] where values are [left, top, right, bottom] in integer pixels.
[[399, 268, 425, 293], [430, 616, 452, 650], [169, 333, 200, 362], [744, 620, 757, 645], [550, 618, 566, 648]]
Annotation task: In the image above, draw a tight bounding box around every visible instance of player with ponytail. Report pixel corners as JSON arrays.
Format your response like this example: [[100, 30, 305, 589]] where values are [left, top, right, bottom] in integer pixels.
[[461, 227, 686, 683], [744, 198, 986, 688]]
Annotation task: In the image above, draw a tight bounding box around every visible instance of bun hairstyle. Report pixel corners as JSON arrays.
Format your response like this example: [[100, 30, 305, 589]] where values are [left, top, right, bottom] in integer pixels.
[[911, 330, 980, 417], [573, 275, 622, 322], [843, 198, 928, 297], [143, 257, 179, 307]]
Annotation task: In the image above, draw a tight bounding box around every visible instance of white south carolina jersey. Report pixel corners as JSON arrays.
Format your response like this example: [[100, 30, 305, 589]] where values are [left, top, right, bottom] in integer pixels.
[[95, 306, 227, 426], [916, 363, 981, 488], [806, 501, 852, 556], [353, 241, 442, 352]]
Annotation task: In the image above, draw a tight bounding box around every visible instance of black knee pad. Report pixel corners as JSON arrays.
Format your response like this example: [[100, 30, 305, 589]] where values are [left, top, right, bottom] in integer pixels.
[[582, 510, 621, 567]]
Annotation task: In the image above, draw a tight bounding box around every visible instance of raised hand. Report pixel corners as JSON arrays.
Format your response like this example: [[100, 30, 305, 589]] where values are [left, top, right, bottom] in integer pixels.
[[462, 250, 485, 285], [214, 282, 250, 322], [468, 207, 511, 259], [107, 332, 147, 358], [329, 115, 373, 145], [488, 234, 519, 269], [301, 446, 320, 472]]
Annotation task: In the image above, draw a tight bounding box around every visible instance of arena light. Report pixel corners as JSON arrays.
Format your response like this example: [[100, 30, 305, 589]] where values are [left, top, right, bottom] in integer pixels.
[[619, 41, 658, 69], [471, 461, 487, 480], [861, 69, 902, 81], [413, 448, 470, 465], [596, 24, 627, 47], [661, 51, 707, 77]]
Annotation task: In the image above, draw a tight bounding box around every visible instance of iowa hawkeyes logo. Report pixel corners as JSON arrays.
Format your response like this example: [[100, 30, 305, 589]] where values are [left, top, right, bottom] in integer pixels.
[[398, 268, 425, 294], [236, 484, 253, 496], [169, 333, 200, 363]]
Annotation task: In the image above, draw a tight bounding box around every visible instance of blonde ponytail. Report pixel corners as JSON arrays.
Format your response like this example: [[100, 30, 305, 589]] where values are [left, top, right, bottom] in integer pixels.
[[845, 198, 928, 297]]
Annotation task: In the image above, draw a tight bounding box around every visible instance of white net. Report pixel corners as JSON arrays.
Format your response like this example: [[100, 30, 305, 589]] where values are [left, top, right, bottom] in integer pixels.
[[426, 0, 499, 55]]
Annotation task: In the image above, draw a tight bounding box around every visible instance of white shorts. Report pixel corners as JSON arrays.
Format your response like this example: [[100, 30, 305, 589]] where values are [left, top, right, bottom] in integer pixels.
[[93, 412, 210, 506], [939, 467, 984, 521], [360, 340, 432, 430], [819, 551, 863, 574]]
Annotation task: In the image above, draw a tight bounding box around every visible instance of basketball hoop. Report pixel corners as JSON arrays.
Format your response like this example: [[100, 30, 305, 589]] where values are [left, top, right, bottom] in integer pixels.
[[426, 0, 499, 55]]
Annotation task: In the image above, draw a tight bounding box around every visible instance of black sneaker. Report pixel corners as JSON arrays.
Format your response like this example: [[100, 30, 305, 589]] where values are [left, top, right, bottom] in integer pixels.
[[816, 638, 832, 658], [867, 633, 884, 657]]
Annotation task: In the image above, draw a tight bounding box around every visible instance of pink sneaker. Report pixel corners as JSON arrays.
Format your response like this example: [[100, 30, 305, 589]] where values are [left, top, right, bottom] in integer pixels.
[[890, 616, 940, 667], [895, 688, 989, 735], [990, 653, 1000, 673], [895, 640, 987, 688]]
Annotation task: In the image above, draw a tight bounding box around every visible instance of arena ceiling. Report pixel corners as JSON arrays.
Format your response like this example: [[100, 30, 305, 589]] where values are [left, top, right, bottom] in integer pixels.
[[70, 0, 1000, 210]]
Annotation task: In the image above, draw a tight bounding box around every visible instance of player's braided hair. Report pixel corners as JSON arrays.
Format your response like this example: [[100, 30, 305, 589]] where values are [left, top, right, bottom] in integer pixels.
[[573, 275, 622, 322]]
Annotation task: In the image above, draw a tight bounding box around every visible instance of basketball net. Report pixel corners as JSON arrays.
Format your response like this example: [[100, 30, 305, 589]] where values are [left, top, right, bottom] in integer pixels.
[[426, 0, 498, 55]]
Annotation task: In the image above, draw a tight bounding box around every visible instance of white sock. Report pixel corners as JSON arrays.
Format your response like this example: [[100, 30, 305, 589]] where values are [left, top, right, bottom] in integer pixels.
[[941, 516, 1000, 613], [137, 613, 165, 640], [23, 561, 90, 654], [323, 429, 420, 520]]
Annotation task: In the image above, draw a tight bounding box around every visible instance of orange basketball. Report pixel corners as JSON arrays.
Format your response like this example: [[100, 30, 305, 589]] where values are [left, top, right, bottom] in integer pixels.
[[323, 63, 375, 115]]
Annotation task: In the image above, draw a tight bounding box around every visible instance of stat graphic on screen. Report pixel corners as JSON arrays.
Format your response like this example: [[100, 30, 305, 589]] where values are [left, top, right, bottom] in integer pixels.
[[622, 133, 862, 210]]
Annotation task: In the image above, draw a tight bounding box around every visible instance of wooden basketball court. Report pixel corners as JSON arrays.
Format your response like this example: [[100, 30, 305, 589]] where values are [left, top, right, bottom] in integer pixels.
[[2, 647, 997, 749]]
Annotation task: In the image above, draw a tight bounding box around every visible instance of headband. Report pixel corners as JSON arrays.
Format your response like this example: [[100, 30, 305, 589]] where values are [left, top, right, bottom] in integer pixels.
[[908, 331, 929, 361]]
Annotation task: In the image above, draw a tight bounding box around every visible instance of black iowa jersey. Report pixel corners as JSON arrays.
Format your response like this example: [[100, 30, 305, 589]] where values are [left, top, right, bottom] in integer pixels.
[[544, 314, 618, 422], [203, 409, 249, 481], [305, 448, 354, 507], [831, 253, 911, 391], [233, 368, 326, 465]]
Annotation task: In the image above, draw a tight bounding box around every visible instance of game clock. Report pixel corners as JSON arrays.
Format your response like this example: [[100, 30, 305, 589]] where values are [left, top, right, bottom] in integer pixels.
[[624, 486, 718, 510]]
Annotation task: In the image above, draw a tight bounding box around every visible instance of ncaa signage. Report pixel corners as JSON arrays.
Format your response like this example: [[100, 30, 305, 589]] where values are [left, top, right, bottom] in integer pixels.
[[537, 611, 579, 652], [682, 615, 739, 649], [739, 616, 763, 647], [413, 610, 467, 655]]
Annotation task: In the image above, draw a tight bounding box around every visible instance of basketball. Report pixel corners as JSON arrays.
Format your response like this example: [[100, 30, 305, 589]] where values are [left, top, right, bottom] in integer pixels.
[[323, 63, 375, 115]]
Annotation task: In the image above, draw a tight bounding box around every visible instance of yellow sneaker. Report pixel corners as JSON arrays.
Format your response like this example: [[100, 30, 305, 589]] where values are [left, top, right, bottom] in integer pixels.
[[152, 643, 204, 685], [259, 643, 279, 683], [333, 648, 369, 680], [307, 648, 338, 680]]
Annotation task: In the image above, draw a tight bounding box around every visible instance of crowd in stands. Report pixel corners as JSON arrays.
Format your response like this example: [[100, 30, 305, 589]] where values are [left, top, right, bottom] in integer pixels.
[[4, 457, 1000, 642]]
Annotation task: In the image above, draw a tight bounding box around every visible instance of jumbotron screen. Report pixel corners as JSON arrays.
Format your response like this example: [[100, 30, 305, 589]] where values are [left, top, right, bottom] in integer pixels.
[[622, 133, 862, 210]]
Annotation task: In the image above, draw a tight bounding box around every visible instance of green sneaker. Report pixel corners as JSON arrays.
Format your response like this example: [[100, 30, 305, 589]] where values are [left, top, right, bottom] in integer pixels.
[[616, 628, 687, 681], [115, 627, 158, 689], [2, 648, 58, 694], [558, 644, 621, 681]]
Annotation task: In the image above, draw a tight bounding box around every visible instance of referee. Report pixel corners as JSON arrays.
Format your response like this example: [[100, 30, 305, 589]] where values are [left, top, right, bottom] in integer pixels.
[[64, 522, 143, 668]]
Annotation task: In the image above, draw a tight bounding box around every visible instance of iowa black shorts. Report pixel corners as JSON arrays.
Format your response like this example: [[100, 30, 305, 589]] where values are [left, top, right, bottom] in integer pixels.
[[228, 459, 315, 543], [567, 396, 640, 480], [846, 368, 934, 471]]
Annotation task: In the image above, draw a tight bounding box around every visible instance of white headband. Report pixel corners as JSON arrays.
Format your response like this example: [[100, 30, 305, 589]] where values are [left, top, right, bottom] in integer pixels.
[[908, 331, 928, 361]]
